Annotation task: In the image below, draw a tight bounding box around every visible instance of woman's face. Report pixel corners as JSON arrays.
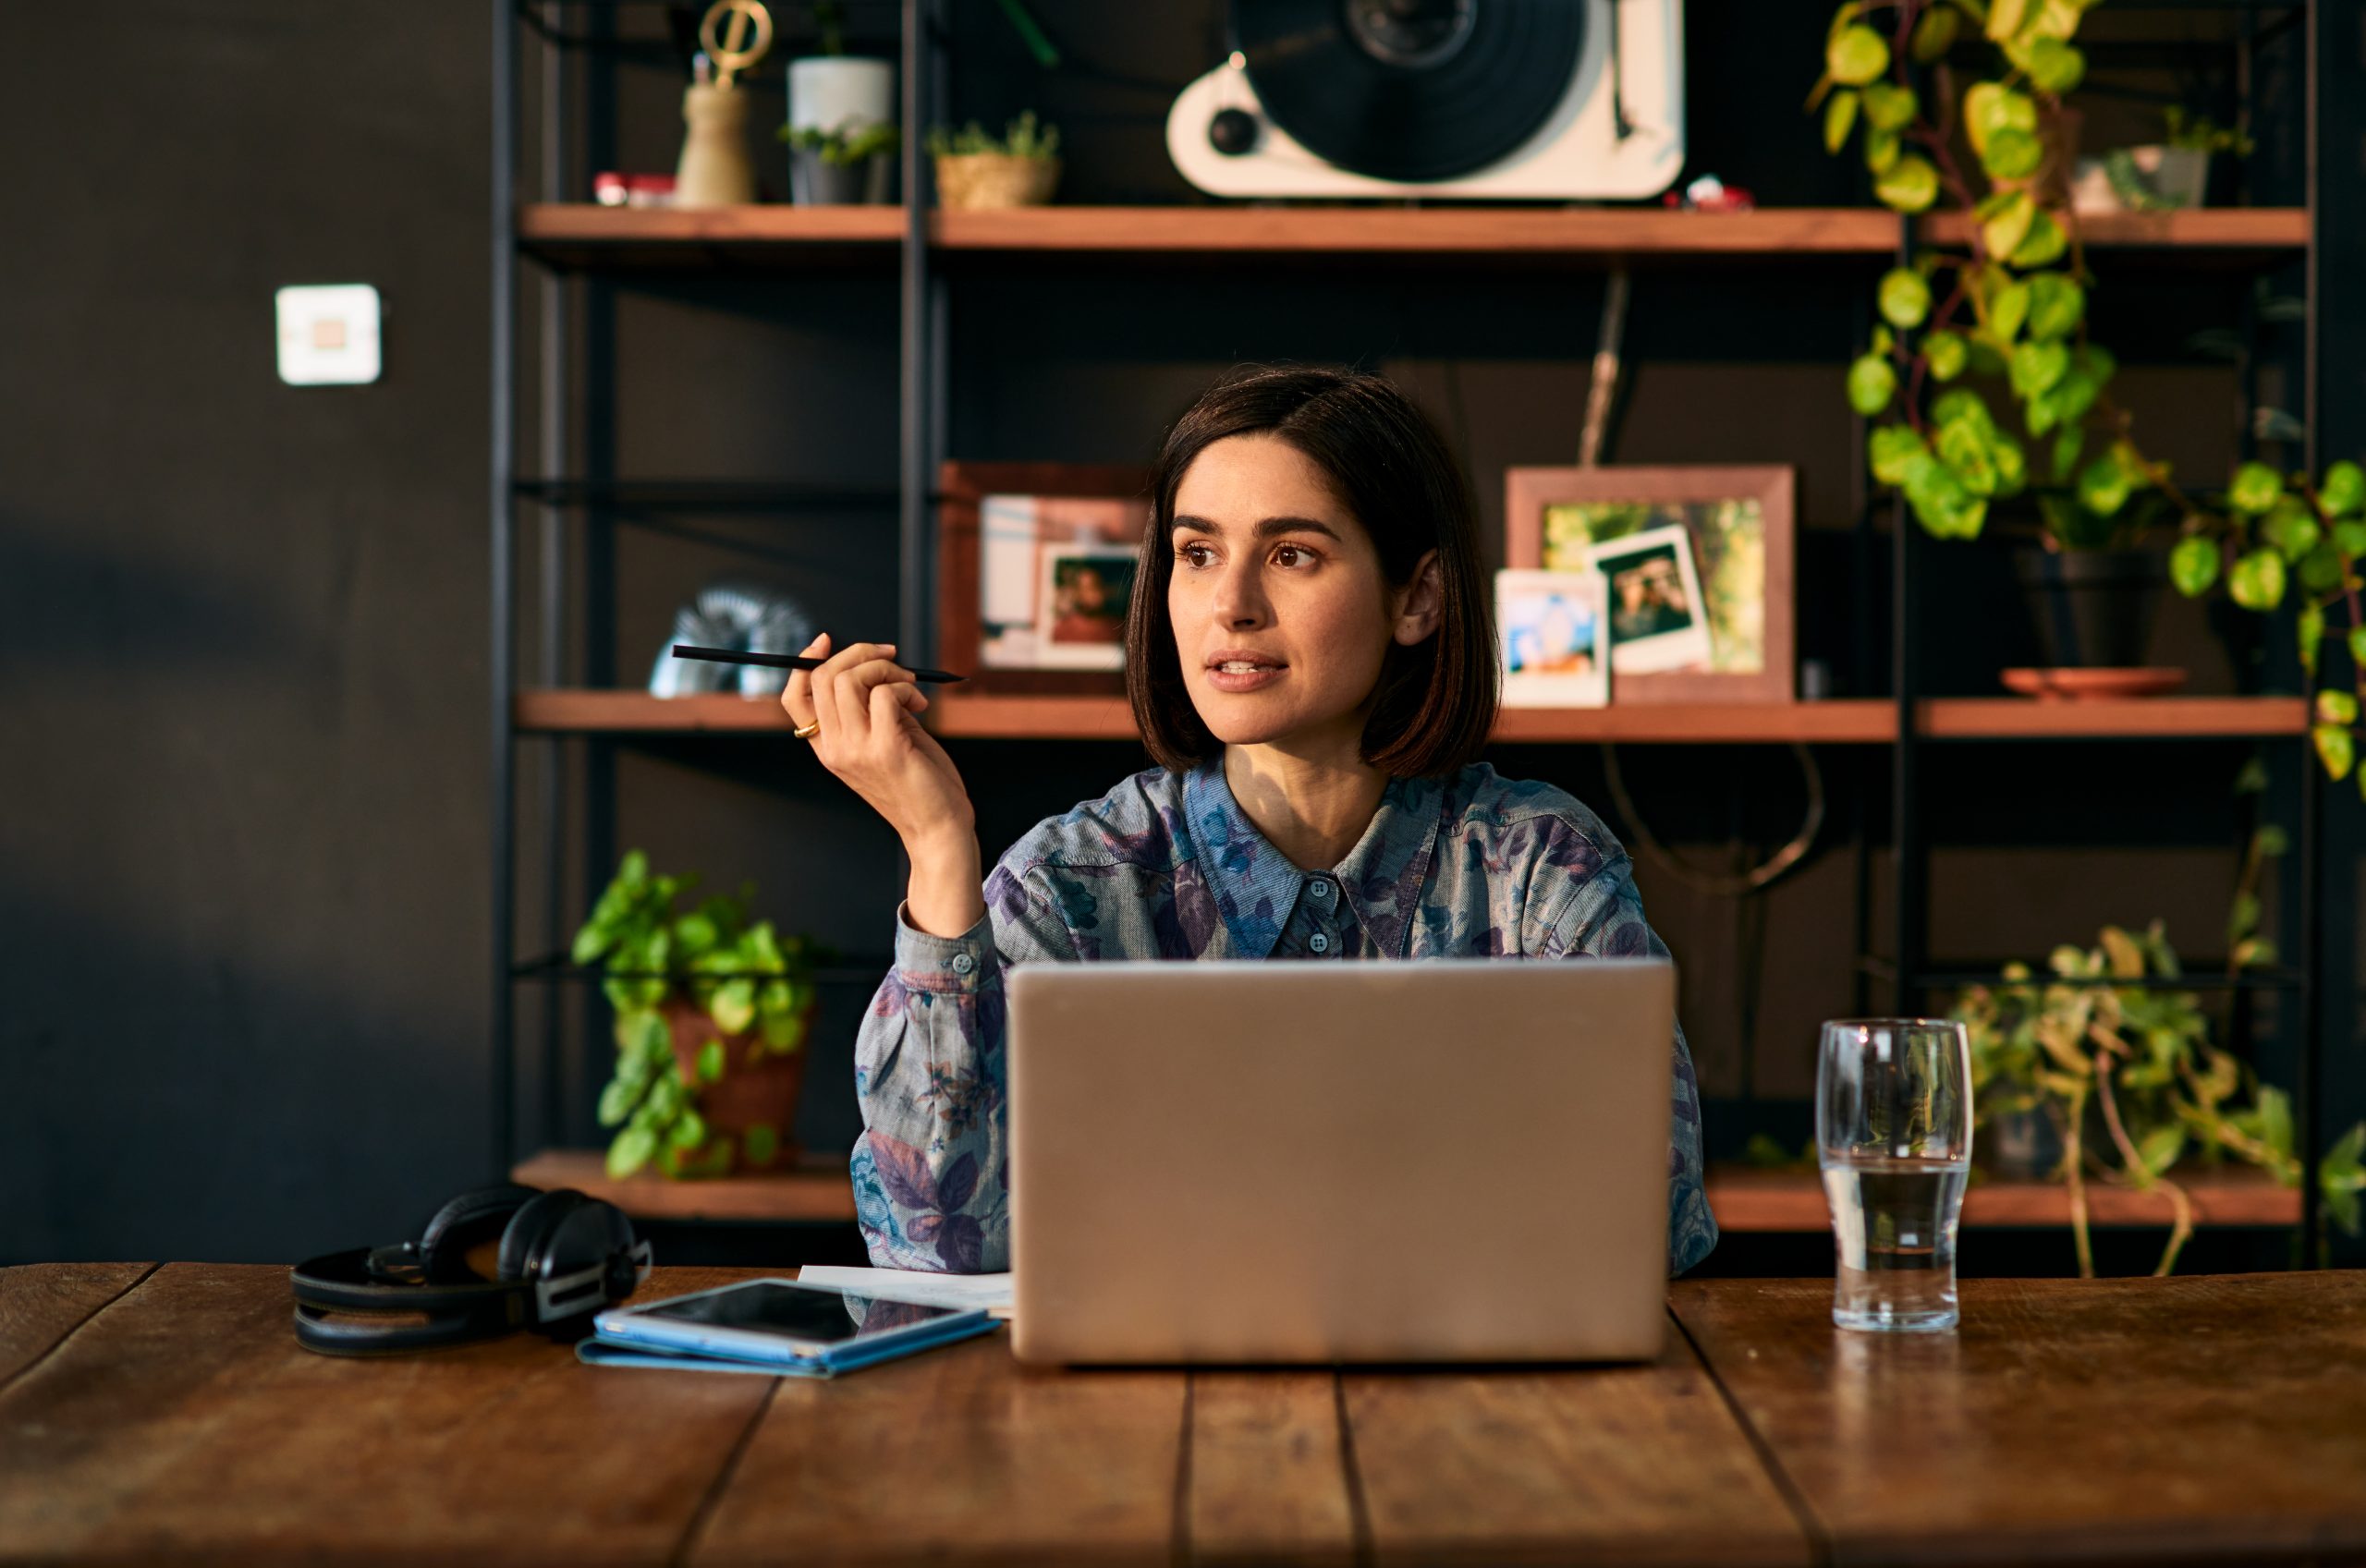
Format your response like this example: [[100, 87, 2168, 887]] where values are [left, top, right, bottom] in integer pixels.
[[1167, 433, 1435, 753]]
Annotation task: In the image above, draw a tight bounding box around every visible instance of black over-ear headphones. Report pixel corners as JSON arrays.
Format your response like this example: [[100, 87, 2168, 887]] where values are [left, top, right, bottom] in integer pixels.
[[290, 1184, 652, 1356]]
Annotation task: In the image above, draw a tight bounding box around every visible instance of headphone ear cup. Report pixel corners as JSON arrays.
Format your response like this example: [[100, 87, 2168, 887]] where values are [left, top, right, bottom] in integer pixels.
[[419, 1184, 543, 1282], [497, 1189, 588, 1285]]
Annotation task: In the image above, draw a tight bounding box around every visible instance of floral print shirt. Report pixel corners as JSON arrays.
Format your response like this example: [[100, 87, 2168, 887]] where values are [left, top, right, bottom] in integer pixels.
[[849, 760, 1718, 1277]]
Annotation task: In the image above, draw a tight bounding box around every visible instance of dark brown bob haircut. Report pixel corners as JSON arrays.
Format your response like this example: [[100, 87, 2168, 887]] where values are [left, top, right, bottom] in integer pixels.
[[1125, 364, 1498, 777]]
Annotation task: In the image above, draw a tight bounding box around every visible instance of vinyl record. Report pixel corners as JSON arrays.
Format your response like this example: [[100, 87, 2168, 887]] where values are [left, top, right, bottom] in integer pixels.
[[1234, 0, 1585, 184]]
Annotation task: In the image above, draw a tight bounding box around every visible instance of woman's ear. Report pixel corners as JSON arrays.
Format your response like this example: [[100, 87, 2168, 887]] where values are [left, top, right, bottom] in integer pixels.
[[1392, 550, 1444, 646]]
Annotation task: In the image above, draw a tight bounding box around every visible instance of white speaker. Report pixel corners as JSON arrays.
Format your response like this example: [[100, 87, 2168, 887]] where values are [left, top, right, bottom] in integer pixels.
[[1167, 0, 1684, 201]]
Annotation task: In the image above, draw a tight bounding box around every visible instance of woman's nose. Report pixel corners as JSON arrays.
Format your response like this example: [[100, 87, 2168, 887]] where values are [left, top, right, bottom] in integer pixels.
[[1210, 561, 1270, 628]]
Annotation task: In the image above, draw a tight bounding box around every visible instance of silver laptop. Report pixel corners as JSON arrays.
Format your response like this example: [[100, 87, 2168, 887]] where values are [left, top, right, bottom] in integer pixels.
[[1007, 959, 1675, 1365]]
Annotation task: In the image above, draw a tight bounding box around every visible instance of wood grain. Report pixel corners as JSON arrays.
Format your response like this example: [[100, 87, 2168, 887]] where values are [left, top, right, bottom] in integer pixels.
[[0, 1263, 155, 1390], [1186, 1372, 1357, 1567], [1672, 1272, 2366, 1567], [0, 1264, 776, 1568], [685, 1331, 1186, 1568], [1707, 1165, 2300, 1232], [1342, 1322, 1813, 1568], [511, 1149, 857, 1222]]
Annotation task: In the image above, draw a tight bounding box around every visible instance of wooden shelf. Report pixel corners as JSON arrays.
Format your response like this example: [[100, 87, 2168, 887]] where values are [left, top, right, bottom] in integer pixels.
[[516, 203, 2308, 269], [1707, 1164, 2299, 1232], [513, 690, 2309, 742], [513, 1149, 855, 1223]]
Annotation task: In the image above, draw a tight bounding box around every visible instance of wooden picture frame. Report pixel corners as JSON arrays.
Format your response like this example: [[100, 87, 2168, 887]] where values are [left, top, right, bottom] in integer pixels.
[[937, 461, 1153, 697], [1504, 466, 1796, 704]]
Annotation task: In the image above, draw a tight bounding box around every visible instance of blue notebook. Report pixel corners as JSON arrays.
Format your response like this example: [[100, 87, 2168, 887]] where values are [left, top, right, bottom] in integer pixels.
[[576, 1313, 1002, 1378]]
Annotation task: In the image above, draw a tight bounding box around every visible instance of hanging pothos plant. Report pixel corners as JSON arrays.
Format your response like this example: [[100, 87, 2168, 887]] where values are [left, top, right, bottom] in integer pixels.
[[1808, 0, 2366, 788]]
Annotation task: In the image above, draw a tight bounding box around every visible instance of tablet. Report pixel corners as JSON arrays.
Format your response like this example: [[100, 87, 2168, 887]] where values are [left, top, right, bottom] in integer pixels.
[[593, 1278, 985, 1365]]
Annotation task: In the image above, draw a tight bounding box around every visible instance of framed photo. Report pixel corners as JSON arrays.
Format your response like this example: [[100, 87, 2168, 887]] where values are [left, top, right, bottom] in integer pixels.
[[939, 462, 1152, 694], [1505, 466, 1795, 703], [1495, 568, 1609, 708], [1587, 525, 1714, 675]]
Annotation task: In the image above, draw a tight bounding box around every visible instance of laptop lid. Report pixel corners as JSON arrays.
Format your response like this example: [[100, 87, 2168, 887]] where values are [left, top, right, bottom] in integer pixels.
[[1008, 959, 1674, 1365]]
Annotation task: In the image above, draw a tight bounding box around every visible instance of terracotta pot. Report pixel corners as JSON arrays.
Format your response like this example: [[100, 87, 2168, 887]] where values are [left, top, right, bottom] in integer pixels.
[[658, 996, 810, 1174], [934, 152, 1059, 210]]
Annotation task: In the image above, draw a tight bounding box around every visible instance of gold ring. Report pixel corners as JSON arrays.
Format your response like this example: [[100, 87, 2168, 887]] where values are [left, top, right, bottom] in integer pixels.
[[791, 719, 821, 740]]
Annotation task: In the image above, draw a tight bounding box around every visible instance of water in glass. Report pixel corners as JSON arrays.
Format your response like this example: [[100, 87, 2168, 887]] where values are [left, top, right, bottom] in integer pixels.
[[1822, 1154, 1968, 1331]]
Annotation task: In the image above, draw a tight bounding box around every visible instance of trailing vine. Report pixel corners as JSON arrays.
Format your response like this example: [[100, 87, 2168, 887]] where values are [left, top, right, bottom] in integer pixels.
[[1808, 0, 2366, 788]]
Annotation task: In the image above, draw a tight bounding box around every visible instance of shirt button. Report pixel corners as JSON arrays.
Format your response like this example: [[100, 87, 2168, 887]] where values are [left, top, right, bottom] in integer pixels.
[[951, 953, 976, 976], [1309, 932, 1331, 954], [1310, 880, 1332, 901]]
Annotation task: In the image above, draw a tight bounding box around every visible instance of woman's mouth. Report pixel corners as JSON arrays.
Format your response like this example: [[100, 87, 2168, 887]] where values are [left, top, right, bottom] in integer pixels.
[[1205, 657, 1287, 693]]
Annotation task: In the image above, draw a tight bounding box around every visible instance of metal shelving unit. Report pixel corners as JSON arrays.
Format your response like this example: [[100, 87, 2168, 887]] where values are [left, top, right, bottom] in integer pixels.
[[488, 0, 2356, 1257]]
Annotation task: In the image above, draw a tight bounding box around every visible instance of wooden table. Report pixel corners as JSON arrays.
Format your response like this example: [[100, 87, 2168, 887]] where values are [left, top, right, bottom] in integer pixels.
[[4, 1266, 2362, 1567]]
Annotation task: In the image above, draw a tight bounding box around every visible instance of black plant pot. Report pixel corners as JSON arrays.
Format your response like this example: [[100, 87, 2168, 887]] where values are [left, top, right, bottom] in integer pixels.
[[789, 150, 892, 205], [2012, 546, 2167, 667]]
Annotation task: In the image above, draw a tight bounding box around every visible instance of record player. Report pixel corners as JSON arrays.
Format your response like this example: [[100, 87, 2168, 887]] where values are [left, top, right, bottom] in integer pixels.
[[1166, 0, 1684, 201]]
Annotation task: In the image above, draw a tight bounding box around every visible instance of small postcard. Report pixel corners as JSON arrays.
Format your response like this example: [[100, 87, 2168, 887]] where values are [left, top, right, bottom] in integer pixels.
[[1584, 524, 1714, 675], [1495, 568, 1610, 708], [1029, 544, 1136, 670]]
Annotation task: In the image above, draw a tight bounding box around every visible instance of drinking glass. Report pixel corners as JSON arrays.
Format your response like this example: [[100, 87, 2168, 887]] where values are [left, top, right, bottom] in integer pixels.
[[1816, 1018, 1973, 1332]]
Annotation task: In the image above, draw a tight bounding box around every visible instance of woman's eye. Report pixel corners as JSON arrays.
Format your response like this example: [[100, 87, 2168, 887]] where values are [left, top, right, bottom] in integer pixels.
[[1177, 542, 1213, 567], [1272, 543, 1313, 567]]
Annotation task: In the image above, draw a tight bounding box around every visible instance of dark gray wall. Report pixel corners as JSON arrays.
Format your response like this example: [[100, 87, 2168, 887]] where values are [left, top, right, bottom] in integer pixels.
[[4, 1, 2350, 1265]]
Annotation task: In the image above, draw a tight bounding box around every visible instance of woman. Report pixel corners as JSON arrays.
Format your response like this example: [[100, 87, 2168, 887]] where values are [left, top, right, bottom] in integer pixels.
[[782, 366, 1716, 1277]]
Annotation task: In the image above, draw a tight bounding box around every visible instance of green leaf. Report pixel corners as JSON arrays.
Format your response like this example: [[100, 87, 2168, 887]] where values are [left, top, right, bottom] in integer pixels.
[[2169, 535, 2219, 596], [2138, 1125, 2187, 1178], [1869, 425, 1927, 484], [1987, 0, 2031, 41], [1823, 88, 1860, 154], [2227, 890, 2262, 946], [697, 1038, 726, 1083], [619, 850, 649, 887], [1828, 25, 1891, 85], [2025, 274, 2084, 339], [2256, 822, 2290, 856], [2010, 340, 2070, 399], [597, 1077, 643, 1128], [2299, 543, 2344, 595], [1864, 127, 1901, 175], [711, 978, 758, 1036], [2321, 689, 2360, 726], [2022, 38, 2086, 94], [607, 1124, 658, 1180], [1879, 268, 1932, 329], [1964, 83, 2037, 158], [2009, 211, 2067, 269], [2321, 460, 2366, 517], [1875, 155, 1941, 213], [2262, 500, 2322, 563], [2352, 626, 2366, 665], [1992, 430, 2028, 494], [1982, 192, 2037, 264], [2313, 723, 2354, 780], [1981, 127, 2043, 181], [2227, 549, 2287, 611], [1988, 278, 2031, 345], [2336, 521, 2366, 559], [2076, 453, 2131, 517], [2229, 461, 2284, 515], [1939, 419, 2001, 496], [669, 1108, 709, 1150], [1924, 331, 1969, 381], [744, 1123, 780, 1168], [1848, 353, 1897, 416], [2053, 370, 2101, 425], [2053, 423, 2085, 481], [1862, 83, 1918, 132], [1911, 6, 1962, 62], [673, 912, 718, 955], [1933, 388, 1994, 432]]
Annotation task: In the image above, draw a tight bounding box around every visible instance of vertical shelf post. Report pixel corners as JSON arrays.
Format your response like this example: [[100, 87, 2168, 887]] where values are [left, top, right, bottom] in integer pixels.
[[488, 0, 518, 1175]]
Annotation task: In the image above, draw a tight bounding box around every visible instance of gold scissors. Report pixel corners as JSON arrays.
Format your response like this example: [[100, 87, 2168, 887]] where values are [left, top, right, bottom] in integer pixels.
[[699, 0, 773, 91]]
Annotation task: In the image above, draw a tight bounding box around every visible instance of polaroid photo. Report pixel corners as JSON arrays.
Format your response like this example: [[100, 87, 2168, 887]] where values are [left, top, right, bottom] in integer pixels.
[[1494, 568, 1610, 708], [1031, 545, 1137, 669], [1583, 525, 1714, 675]]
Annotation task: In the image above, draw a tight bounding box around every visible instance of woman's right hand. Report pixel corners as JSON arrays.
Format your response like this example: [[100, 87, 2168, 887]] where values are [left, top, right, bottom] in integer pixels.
[[781, 635, 984, 937]]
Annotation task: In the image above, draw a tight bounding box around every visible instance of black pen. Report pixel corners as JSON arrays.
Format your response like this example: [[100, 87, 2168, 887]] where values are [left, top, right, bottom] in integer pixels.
[[670, 643, 970, 685]]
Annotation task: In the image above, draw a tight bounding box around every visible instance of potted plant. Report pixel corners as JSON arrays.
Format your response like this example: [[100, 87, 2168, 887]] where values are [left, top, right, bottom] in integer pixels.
[[2070, 107, 2255, 215], [784, 0, 895, 202], [571, 851, 820, 1179], [781, 118, 899, 204], [1952, 898, 2365, 1278], [1811, 1, 2366, 743], [927, 111, 1062, 211]]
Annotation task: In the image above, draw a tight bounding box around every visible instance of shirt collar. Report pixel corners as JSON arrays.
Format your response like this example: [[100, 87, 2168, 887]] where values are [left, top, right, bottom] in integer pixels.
[[1181, 760, 1445, 960]]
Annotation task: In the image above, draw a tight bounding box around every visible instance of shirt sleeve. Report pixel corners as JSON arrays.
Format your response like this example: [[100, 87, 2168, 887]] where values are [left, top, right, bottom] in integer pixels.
[[1534, 852, 1719, 1277], [848, 861, 1076, 1273]]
